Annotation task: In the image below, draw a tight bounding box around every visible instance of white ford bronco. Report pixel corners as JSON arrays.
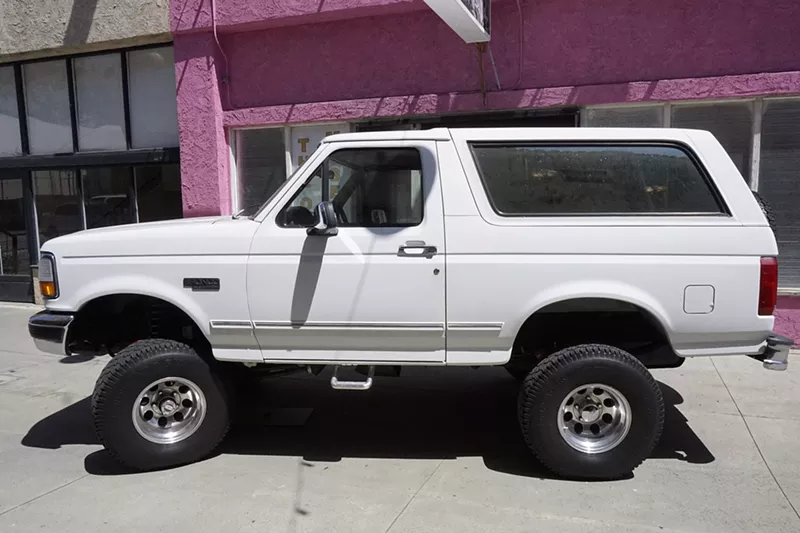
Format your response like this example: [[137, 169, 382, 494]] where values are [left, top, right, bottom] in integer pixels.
[[28, 127, 791, 480]]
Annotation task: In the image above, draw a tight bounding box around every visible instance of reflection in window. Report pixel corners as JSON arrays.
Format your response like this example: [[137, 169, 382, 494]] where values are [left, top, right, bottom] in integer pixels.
[[74, 54, 126, 151], [672, 102, 753, 181], [760, 100, 800, 287], [0, 176, 29, 275], [82, 167, 134, 229], [135, 164, 183, 222], [0, 67, 22, 156], [585, 106, 663, 128], [34, 169, 81, 243], [24, 61, 74, 155], [281, 148, 423, 227], [235, 128, 287, 211], [471, 144, 722, 215], [127, 47, 179, 149]]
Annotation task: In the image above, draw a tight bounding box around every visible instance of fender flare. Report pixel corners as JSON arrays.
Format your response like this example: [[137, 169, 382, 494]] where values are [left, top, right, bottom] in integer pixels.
[[503, 280, 674, 344], [70, 275, 210, 337]]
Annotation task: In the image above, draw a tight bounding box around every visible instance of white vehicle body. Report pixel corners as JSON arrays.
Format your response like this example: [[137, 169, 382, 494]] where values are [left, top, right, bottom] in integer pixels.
[[34, 128, 785, 368]]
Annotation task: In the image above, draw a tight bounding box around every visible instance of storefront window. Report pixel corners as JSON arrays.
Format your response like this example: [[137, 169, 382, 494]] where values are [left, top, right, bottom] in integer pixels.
[[34, 169, 81, 244], [0, 67, 22, 156], [74, 54, 126, 151], [135, 164, 183, 222], [127, 47, 179, 149], [672, 102, 753, 181], [0, 175, 29, 275], [82, 167, 135, 228], [23, 61, 73, 155], [584, 106, 663, 128], [235, 128, 287, 211], [759, 99, 800, 287]]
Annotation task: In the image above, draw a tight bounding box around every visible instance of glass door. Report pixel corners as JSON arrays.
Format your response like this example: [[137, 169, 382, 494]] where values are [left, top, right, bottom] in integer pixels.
[[0, 172, 34, 302]]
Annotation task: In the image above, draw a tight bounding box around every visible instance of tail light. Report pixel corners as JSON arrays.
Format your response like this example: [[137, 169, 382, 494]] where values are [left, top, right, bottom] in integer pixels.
[[759, 257, 778, 316]]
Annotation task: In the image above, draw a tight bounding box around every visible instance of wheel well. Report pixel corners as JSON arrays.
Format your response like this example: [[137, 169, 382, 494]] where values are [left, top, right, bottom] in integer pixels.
[[510, 298, 681, 369], [67, 294, 211, 357]]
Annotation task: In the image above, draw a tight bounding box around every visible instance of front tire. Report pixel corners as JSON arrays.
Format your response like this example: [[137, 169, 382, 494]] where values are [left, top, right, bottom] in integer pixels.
[[517, 344, 664, 480], [92, 339, 231, 470]]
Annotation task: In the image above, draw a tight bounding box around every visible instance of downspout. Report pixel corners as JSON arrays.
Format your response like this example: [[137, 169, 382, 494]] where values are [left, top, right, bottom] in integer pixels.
[[210, 0, 232, 107]]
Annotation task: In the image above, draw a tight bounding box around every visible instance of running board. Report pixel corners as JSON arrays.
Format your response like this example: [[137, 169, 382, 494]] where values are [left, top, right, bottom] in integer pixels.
[[331, 365, 375, 391]]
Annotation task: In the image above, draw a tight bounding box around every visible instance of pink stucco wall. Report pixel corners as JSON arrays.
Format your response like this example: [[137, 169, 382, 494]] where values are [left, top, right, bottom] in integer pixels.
[[775, 297, 800, 345], [171, 0, 800, 335]]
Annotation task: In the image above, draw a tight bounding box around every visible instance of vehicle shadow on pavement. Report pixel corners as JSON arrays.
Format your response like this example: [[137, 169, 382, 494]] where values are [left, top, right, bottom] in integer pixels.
[[20, 368, 714, 478]]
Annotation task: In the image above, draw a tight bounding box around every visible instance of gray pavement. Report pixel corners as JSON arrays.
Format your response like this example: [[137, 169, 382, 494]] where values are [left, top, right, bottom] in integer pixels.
[[1, 303, 799, 532]]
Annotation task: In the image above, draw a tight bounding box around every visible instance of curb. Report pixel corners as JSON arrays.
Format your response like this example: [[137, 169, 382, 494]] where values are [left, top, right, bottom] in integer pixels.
[[0, 302, 43, 311]]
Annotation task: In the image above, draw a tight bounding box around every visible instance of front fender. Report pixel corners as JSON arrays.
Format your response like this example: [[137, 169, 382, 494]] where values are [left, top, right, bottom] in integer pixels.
[[47, 274, 211, 337]]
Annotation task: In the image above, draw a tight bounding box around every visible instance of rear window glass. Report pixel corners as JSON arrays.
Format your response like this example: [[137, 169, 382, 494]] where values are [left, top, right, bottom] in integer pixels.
[[470, 144, 724, 215]]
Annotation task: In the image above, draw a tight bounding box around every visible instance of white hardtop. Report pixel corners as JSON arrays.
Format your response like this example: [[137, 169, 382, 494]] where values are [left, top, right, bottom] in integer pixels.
[[322, 127, 714, 144]]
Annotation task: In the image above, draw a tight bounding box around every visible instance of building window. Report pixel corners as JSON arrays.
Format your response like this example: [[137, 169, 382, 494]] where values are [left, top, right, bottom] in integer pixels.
[[0, 67, 22, 156], [671, 102, 753, 181], [0, 175, 28, 275], [127, 47, 179, 149], [73, 54, 127, 151], [33, 169, 81, 244], [760, 99, 800, 287], [234, 128, 287, 211], [584, 97, 800, 288], [82, 167, 135, 228], [0, 46, 181, 303], [135, 164, 182, 223], [584, 106, 663, 128], [23, 61, 73, 155]]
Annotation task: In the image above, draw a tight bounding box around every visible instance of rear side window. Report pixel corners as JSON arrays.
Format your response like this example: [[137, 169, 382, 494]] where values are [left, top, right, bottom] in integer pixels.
[[470, 143, 724, 215]]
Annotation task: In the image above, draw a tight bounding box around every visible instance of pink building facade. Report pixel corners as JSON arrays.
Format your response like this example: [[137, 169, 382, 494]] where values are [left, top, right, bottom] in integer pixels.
[[170, 0, 800, 340]]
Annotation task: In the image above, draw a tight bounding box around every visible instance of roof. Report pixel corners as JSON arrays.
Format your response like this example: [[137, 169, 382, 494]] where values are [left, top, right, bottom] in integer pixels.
[[322, 127, 713, 143]]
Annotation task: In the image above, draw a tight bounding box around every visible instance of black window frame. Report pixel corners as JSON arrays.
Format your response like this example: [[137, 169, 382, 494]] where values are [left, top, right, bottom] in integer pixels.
[[469, 141, 731, 217], [277, 147, 425, 229], [1, 42, 176, 170]]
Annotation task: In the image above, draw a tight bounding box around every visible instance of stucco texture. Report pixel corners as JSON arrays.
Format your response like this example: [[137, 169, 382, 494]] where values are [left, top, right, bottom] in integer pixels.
[[0, 0, 170, 62], [174, 33, 230, 217], [170, 0, 800, 218], [775, 298, 800, 345], [171, 0, 800, 111]]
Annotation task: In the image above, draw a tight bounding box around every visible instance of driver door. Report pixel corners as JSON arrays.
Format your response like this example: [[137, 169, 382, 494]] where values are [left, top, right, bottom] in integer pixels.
[[246, 141, 446, 363]]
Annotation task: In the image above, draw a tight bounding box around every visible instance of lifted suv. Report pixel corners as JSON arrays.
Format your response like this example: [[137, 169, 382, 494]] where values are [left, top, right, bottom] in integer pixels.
[[29, 127, 792, 479]]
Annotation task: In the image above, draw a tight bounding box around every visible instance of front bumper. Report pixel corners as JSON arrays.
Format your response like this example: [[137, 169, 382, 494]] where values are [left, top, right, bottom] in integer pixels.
[[28, 311, 74, 356], [751, 334, 793, 371]]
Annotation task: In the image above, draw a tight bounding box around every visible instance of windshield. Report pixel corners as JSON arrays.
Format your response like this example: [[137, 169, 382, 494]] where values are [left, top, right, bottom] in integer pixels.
[[234, 165, 304, 219]]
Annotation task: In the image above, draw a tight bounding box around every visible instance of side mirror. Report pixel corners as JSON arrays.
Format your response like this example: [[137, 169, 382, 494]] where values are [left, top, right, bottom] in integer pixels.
[[306, 201, 338, 236]]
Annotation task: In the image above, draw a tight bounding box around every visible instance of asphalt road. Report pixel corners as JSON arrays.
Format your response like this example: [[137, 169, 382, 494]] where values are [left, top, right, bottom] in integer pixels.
[[1, 303, 799, 532]]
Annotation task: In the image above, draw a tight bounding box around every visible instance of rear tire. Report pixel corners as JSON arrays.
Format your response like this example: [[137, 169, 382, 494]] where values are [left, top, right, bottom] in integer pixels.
[[517, 344, 664, 480], [91, 339, 231, 470]]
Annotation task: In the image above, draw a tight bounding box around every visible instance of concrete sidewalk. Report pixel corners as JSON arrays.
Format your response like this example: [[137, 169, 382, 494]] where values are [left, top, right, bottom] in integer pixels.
[[1, 304, 799, 532]]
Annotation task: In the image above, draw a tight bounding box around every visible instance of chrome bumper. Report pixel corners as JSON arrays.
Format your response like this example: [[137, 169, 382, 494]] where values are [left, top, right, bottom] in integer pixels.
[[28, 311, 74, 356], [760, 334, 792, 371]]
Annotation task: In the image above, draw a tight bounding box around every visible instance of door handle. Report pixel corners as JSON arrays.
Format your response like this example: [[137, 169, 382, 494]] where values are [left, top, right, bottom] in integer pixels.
[[398, 240, 437, 258]]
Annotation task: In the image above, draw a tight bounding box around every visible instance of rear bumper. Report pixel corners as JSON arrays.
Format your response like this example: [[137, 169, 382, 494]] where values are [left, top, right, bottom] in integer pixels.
[[28, 311, 74, 356], [750, 334, 793, 371]]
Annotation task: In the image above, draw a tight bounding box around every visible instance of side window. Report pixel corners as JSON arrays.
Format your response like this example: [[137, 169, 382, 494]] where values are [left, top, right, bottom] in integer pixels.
[[280, 148, 423, 227], [470, 143, 725, 215]]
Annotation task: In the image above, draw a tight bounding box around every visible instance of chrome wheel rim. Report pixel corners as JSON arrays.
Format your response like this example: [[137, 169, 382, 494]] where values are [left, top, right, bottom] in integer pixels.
[[132, 377, 207, 444], [558, 383, 631, 454]]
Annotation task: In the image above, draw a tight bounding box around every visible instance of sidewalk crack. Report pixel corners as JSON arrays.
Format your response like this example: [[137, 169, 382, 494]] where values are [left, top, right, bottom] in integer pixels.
[[384, 460, 444, 533], [710, 357, 800, 521], [0, 474, 88, 517]]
